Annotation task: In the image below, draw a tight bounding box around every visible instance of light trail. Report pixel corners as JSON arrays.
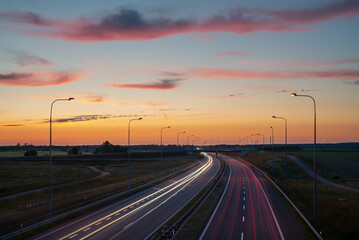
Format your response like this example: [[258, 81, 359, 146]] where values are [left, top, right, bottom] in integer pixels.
[[58, 154, 213, 240]]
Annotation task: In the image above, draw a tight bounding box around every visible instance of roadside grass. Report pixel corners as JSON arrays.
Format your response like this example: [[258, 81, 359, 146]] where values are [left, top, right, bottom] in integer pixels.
[[0, 150, 69, 158], [0, 161, 98, 197], [0, 156, 199, 236], [231, 151, 359, 240], [289, 151, 359, 188]]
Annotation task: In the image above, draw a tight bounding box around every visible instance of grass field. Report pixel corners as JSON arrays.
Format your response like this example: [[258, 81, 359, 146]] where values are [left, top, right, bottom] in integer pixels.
[[0, 155, 200, 236], [230, 151, 359, 240], [289, 151, 359, 187]]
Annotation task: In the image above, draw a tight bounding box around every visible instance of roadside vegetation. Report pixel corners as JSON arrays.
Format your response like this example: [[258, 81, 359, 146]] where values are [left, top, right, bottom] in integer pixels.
[[0, 155, 200, 236], [230, 150, 359, 240]]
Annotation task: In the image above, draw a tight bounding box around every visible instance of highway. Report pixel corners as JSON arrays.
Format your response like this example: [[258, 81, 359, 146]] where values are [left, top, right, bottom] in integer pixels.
[[201, 154, 309, 240], [29, 153, 220, 240]]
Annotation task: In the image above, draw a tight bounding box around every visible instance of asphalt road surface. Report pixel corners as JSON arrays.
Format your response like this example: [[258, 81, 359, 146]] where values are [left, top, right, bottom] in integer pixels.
[[29, 153, 220, 240], [288, 155, 359, 193], [200, 154, 309, 240]]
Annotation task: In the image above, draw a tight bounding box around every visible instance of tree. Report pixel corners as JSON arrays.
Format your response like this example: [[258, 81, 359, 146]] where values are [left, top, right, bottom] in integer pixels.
[[24, 149, 37, 157], [67, 146, 81, 155]]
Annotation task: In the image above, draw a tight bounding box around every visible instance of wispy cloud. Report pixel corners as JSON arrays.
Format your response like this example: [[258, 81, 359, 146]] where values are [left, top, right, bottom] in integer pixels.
[[2, 124, 23, 127], [109, 79, 182, 90], [217, 51, 250, 57], [187, 68, 359, 80], [47, 114, 155, 124], [0, 71, 81, 86], [236, 58, 359, 67], [1, 1, 358, 41], [343, 80, 359, 85], [7, 49, 54, 66]]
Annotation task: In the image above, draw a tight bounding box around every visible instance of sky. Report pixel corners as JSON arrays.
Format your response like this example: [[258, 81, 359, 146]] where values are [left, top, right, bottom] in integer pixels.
[[0, 0, 359, 146]]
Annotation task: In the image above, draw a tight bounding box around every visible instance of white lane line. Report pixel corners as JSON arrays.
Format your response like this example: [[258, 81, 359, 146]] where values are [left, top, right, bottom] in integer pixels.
[[244, 191, 245, 194], [83, 228, 91, 232], [95, 222, 102, 226], [106, 217, 112, 220], [199, 158, 232, 240], [115, 213, 120, 216], [123, 209, 127, 212], [69, 234, 78, 239], [243, 197, 245, 201], [241, 232, 244, 240], [242, 216, 245, 222], [255, 175, 285, 240], [243, 205, 245, 210]]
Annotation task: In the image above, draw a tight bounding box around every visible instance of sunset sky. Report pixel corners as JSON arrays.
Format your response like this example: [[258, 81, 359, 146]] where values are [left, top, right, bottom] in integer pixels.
[[0, 0, 359, 145]]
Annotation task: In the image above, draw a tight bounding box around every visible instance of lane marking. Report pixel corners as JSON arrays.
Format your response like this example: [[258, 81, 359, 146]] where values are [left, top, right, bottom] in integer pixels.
[[123, 222, 134, 230], [106, 217, 112, 221], [115, 213, 120, 216], [254, 175, 285, 240], [241, 232, 244, 240], [83, 228, 91, 232], [95, 222, 102, 226], [242, 216, 245, 222], [123, 209, 127, 212], [243, 197, 245, 201], [69, 234, 78, 239], [243, 205, 245, 210], [199, 158, 232, 240]]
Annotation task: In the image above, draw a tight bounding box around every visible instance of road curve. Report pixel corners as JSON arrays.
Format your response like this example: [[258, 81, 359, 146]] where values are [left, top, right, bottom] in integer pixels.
[[288, 155, 359, 193], [29, 153, 220, 240], [201, 154, 309, 240]]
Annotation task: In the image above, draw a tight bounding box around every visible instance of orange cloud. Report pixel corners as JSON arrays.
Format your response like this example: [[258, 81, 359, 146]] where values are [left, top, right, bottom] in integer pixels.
[[109, 79, 181, 90]]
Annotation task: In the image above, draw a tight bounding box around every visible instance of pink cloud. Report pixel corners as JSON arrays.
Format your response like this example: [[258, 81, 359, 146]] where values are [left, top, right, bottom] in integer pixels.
[[0, 71, 80, 86], [0, 1, 358, 42], [109, 79, 181, 90], [188, 68, 359, 80]]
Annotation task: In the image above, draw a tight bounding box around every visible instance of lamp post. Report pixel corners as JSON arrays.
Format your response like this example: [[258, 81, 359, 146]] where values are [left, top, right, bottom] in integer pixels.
[[160, 126, 171, 176], [257, 134, 265, 168], [270, 126, 274, 176], [127, 117, 142, 189], [177, 131, 186, 156], [177, 131, 186, 145], [272, 116, 287, 192], [49, 97, 74, 218], [291, 92, 317, 224], [251, 134, 259, 165]]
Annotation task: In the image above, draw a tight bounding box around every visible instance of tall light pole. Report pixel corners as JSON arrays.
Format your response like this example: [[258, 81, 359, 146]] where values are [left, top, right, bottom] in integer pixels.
[[291, 92, 317, 224], [272, 116, 287, 192], [177, 131, 186, 156], [257, 133, 265, 168], [177, 131, 186, 145], [270, 126, 274, 176], [49, 97, 74, 218], [160, 126, 171, 176], [251, 134, 259, 166], [127, 117, 142, 189]]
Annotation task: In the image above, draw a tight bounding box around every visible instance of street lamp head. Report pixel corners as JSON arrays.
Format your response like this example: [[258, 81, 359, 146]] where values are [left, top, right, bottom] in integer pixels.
[[272, 116, 276, 118], [290, 93, 297, 97], [270, 126, 273, 129], [68, 97, 75, 101], [138, 118, 143, 120], [167, 126, 171, 129]]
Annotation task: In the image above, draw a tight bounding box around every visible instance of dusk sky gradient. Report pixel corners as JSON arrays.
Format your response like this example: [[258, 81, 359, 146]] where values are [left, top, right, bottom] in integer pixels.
[[0, 0, 358, 145]]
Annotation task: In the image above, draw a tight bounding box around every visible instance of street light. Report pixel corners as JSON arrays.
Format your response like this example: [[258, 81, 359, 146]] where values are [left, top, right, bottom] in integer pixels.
[[272, 115, 287, 192], [257, 133, 265, 168], [49, 97, 74, 218], [291, 92, 317, 224], [177, 131, 186, 146], [127, 117, 142, 189], [270, 126, 274, 176], [160, 126, 171, 176], [251, 134, 259, 165]]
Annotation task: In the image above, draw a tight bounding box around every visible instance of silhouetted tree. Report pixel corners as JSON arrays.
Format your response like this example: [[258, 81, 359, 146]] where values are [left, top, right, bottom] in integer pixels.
[[24, 149, 37, 156], [67, 146, 82, 155]]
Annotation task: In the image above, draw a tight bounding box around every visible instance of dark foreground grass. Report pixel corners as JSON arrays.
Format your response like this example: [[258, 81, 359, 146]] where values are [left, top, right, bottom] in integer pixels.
[[231, 151, 359, 240], [0, 156, 199, 236]]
